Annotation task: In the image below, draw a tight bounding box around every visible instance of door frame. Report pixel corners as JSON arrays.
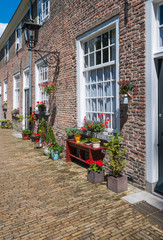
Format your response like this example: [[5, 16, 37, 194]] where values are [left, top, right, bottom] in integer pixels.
[[23, 67, 30, 130]]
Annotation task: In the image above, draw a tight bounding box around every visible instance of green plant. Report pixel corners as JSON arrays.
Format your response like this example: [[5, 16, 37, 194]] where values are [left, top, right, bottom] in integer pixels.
[[39, 118, 47, 140], [48, 142, 63, 154], [0, 119, 9, 123], [74, 132, 81, 137], [2, 122, 13, 129], [117, 80, 133, 94], [32, 133, 41, 139], [104, 130, 128, 178], [86, 160, 103, 172], [80, 115, 110, 132], [46, 126, 56, 144], [41, 82, 56, 95], [91, 137, 100, 142], [65, 127, 79, 139], [2, 101, 7, 107], [22, 129, 31, 134], [36, 101, 47, 110]]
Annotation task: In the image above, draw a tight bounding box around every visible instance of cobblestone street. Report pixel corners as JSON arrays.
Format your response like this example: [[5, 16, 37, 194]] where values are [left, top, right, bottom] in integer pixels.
[[0, 129, 163, 240]]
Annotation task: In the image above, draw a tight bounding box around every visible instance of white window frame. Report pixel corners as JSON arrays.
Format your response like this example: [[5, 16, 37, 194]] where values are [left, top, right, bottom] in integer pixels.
[[13, 73, 20, 109], [35, 57, 49, 111], [37, 0, 50, 24], [0, 82, 2, 96], [5, 40, 9, 62], [15, 23, 22, 52], [77, 17, 120, 133], [3, 79, 7, 101]]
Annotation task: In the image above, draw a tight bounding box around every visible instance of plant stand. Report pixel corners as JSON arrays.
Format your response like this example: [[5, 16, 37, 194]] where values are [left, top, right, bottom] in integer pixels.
[[107, 175, 128, 193], [66, 139, 105, 164], [87, 170, 104, 184]]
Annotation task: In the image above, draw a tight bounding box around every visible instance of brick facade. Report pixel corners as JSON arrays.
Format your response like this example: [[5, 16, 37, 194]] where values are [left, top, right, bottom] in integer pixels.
[[0, 0, 146, 189]]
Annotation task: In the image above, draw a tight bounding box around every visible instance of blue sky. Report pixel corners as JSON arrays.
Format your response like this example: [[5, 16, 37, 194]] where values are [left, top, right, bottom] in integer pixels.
[[0, 0, 22, 37]]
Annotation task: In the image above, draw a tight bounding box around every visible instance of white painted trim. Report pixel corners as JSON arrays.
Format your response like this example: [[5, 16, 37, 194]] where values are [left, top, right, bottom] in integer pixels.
[[77, 16, 120, 131], [13, 72, 20, 109], [146, 0, 159, 185], [23, 67, 29, 130]]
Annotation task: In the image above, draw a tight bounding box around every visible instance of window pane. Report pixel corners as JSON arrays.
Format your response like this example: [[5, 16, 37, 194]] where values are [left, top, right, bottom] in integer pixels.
[[98, 99, 103, 112], [84, 42, 88, 54], [112, 114, 116, 129], [91, 84, 97, 97], [104, 67, 110, 81], [110, 29, 116, 44], [86, 99, 91, 111], [89, 39, 94, 52], [96, 51, 101, 65], [103, 48, 108, 63], [112, 82, 116, 97], [97, 69, 103, 82], [92, 113, 97, 121], [98, 83, 103, 97], [111, 65, 116, 79], [112, 98, 116, 113], [86, 113, 91, 121], [105, 98, 111, 112], [95, 35, 101, 50], [90, 53, 94, 66], [92, 99, 97, 111], [104, 82, 111, 96], [84, 55, 88, 68], [86, 85, 90, 97], [91, 70, 96, 82], [102, 32, 108, 47], [160, 27, 163, 47], [160, 5, 163, 25], [110, 45, 116, 61]]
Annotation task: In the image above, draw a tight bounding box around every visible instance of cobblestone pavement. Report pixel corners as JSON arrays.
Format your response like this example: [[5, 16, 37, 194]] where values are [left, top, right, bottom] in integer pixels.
[[0, 129, 163, 240]]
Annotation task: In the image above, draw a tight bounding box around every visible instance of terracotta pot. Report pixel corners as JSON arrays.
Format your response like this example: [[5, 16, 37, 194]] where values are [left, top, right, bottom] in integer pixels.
[[87, 170, 104, 184], [92, 142, 100, 148], [107, 175, 128, 193], [75, 136, 81, 142], [22, 133, 30, 140]]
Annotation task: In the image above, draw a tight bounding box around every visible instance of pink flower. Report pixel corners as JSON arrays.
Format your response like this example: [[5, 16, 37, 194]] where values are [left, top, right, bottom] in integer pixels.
[[37, 101, 39, 103], [84, 116, 86, 121], [91, 122, 94, 125]]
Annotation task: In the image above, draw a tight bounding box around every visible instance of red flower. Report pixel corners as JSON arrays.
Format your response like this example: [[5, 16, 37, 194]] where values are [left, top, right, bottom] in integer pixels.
[[90, 160, 95, 165], [91, 122, 94, 125], [106, 125, 108, 128], [101, 124, 105, 127], [31, 114, 33, 117], [101, 113, 105, 115], [98, 115, 101, 118], [82, 127, 86, 131], [105, 121, 108, 124], [96, 160, 103, 167], [37, 101, 39, 103], [49, 142, 52, 146], [106, 118, 110, 121], [84, 116, 86, 121], [17, 108, 19, 110], [86, 160, 90, 164], [51, 83, 54, 87], [32, 111, 35, 113], [88, 125, 90, 128], [9, 122, 12, 125]]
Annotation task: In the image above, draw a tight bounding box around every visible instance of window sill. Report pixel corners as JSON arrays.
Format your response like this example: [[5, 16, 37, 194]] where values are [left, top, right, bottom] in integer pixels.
[[81, 130, 113, 141], [34, 110, 50, 116]]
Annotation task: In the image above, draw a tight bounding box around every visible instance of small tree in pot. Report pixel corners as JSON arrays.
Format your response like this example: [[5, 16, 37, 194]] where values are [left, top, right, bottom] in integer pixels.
[[104, 130, 128, 193]]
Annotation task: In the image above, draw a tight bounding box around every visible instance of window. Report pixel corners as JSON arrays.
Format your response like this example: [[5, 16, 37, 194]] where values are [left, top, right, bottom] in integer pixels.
[[159, 4, 163, 47], [24, 70, 29, 89], [77, 18, 119, 133], [3, 79, 7, 101], [5, 40, 9, 62], [15, 23, 22, 52], [38, 0, 50, 24], [13, 74, 20, 109], [36, 60, 49, 110], [0, 83, 1, 96]]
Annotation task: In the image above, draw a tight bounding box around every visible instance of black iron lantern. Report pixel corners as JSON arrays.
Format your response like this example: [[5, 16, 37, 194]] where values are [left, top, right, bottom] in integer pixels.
[[22, 22, 41, 49]]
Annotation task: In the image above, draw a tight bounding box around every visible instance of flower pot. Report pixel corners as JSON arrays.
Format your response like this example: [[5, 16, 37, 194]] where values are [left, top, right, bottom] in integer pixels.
[[44, 147, 50, 156], [107, 175, 128, 193], [22, 133, 30, 140], [12, 109, 19, 115], [87, 170, 104, 184], [75, 136, 81, 142], [51, 150, 59, 160], [3, 106, 7, 111], [92, 142, 100, 148], [38, 107, 46, 114], [120, 94, 129, 104]]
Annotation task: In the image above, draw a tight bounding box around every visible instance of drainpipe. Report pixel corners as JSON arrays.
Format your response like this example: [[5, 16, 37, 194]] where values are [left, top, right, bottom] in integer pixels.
[[29, 0, 32, 118]]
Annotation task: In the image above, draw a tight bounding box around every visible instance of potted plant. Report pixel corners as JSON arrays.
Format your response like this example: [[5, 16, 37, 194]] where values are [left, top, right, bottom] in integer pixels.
[[32, 132, 41, 142], [41, 82, 56, 95], [117, 80, 133, 104], [86, 160, 104, 184], [44, 126, 56, 155], [0, 119, 9, 127], [12, 108, 19, 115], [22, 129, 31, 140], [104, 130, 128, 193], [80, 115, 110, 133], [48, 142, 63, 160], [2, 122, 13, 129], [2, 101, 7, 110], [38, 118, 47, 147], [65, 127, 79, 139], [91, 137, 101, 148], [36, 101, 47, 113], [28, 111, 37, 123], [74, 132, 81, 142]]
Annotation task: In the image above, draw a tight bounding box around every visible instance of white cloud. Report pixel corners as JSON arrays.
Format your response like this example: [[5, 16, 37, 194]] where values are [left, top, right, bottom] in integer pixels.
[[0, 23, 8, 38]]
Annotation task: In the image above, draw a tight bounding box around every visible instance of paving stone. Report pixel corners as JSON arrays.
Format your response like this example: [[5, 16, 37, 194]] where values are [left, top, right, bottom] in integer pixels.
[[0, 129, 163, 239]]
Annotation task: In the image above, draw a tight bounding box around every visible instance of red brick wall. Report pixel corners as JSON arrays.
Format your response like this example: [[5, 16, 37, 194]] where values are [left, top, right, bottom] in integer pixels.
[[0, 0, 146, 188]]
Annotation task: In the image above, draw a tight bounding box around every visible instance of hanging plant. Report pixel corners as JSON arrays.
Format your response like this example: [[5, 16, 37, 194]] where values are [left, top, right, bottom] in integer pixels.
[[41, 82, 56, 95]]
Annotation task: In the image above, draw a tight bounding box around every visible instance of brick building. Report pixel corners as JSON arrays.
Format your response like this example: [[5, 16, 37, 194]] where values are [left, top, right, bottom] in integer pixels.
[[0, 0, 162, 195]]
